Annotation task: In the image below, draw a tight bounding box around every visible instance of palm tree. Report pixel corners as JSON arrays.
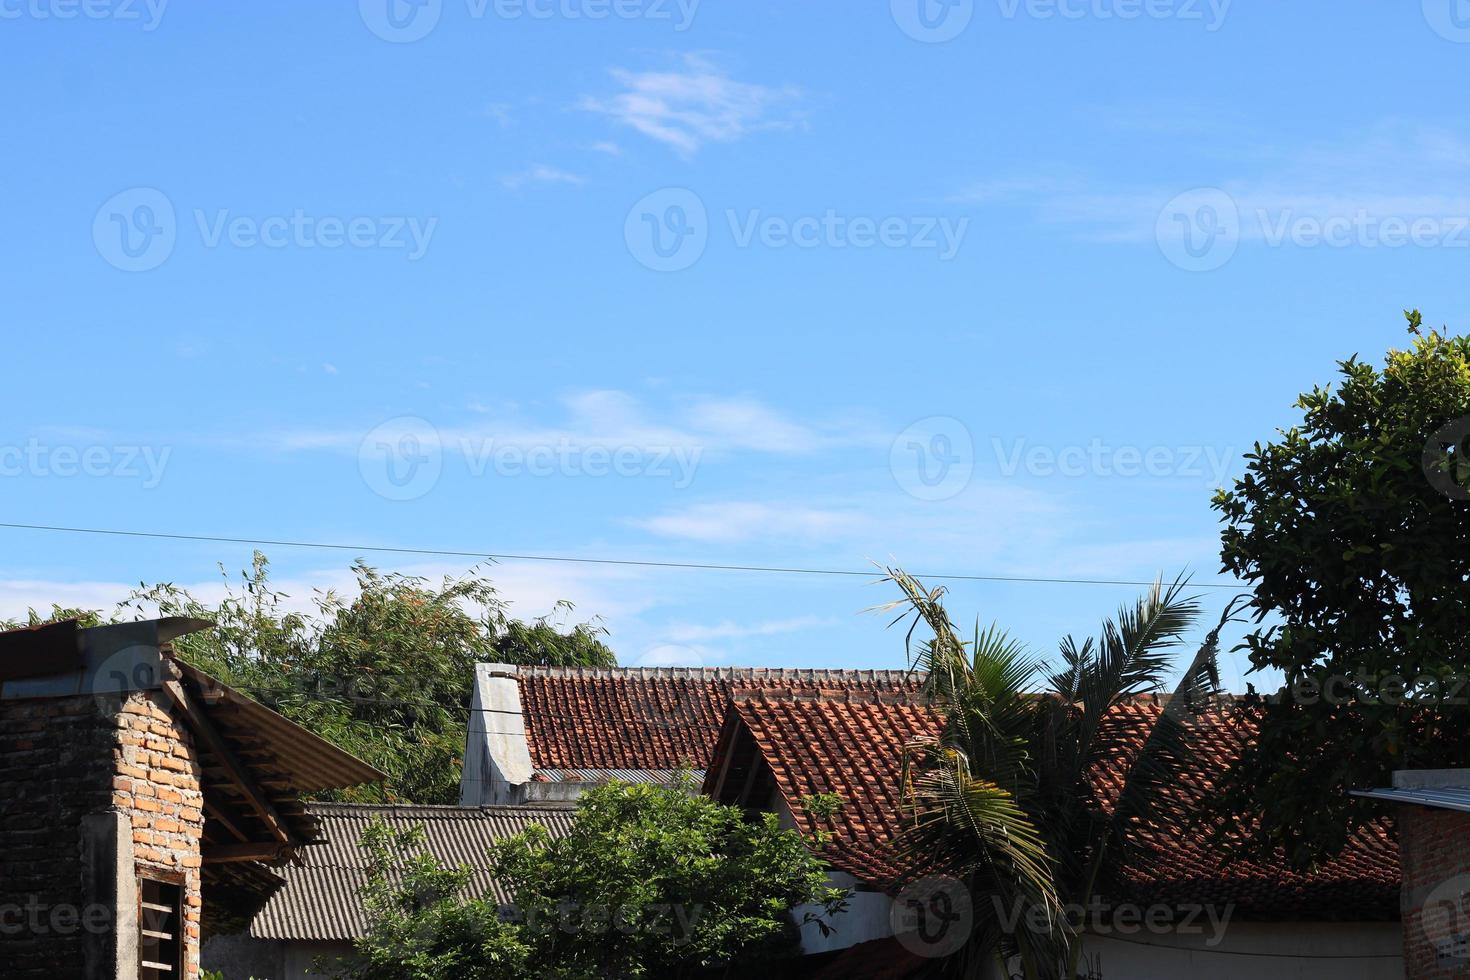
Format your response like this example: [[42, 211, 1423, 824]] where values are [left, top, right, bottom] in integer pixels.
[[883, 569, 1244, 979]]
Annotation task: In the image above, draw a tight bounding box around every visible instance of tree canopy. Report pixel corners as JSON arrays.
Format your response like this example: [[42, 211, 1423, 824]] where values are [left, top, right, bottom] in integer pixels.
[[5, 553, 616, 803], [335, 777, 847, 980], [1213, 311, 1470, 866]]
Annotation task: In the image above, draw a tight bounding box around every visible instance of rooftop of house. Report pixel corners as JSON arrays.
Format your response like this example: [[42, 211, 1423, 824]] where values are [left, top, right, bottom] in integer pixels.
[[513, 665, 920, 774], [248, 802, 578, 942], [705, 689, 1400, 921]]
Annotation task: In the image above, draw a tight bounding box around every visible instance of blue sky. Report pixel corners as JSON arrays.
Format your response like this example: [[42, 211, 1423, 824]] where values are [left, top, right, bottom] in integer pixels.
[[2, 1, 1468, 686]]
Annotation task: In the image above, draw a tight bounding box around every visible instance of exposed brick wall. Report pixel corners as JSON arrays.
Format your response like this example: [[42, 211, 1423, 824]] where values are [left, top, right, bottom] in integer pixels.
[[1401, 804, 1470, 978], [0, 694, 118, 979], [115, 691, 205, 980], [0, 691, 204, 980]]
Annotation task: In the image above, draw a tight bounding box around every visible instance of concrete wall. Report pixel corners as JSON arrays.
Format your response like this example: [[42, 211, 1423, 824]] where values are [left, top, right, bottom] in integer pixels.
[[201, 935, 354, 979], [1081, 921, 1403, 979], [460, 664, 533, 807]]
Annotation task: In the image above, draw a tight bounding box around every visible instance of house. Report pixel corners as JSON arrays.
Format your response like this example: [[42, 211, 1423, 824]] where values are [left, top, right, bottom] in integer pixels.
[[704, 687, 1405, 978], [1354, 768, 1470, 979], [0, 618, 384, 980], [459, 663, 918, 805], [201, 802, 576, 978], [461, 665, 1405, 975]]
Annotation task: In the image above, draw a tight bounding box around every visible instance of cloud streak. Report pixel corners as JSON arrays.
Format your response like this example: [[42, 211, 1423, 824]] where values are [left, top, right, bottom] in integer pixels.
[[580, 56, 802, 157]]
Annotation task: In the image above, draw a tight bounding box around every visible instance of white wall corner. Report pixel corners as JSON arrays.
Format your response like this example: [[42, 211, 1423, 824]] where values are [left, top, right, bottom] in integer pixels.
[[460, 663, 534, 806]]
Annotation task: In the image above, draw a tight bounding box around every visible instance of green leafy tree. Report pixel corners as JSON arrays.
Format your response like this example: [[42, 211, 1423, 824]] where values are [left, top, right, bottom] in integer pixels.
[[334, 778, 847, 980], [336, 823, 531, 980], [884, 569, 1238, 979], [1212, 311, 1470, 867], [4, 553, 616, 803]]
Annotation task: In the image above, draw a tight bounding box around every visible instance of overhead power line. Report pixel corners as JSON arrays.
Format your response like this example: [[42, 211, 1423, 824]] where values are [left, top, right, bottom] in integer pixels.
[[0, 521, 1246, 591]]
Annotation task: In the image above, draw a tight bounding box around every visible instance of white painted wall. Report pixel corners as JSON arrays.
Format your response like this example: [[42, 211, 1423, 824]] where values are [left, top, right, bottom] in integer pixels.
[[1075, 921, 1403, 979]]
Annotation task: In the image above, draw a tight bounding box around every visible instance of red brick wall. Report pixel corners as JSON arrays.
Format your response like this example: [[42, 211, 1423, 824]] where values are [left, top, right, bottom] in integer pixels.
[[0, 691, 204, 980], [1401, 804, 1470, 979], [115, 691, 205, 979]]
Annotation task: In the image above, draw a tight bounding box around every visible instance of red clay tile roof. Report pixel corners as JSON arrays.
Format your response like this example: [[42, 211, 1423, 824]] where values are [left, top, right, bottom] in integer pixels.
[[516, 666, 919, 771], [706, 691, 1400, 919], [710, 688, 941, 885], [1088, 699, 1399, 919]]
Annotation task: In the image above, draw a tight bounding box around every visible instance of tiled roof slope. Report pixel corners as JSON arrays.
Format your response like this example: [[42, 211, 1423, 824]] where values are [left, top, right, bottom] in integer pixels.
[[250, 803, 576, 941], [710, 692, 1399, 919], [1090, 700, 1399, 919], [714, 689, 942, 885], [517, 666, 919, 771]]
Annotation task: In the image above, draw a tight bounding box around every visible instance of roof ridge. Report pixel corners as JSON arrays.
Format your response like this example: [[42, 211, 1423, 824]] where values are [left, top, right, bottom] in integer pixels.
[[517, 665, 918, 681]]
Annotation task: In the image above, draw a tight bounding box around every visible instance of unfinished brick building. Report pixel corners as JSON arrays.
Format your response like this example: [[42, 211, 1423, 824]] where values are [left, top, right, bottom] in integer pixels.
[[0, 618, 382, 980], [1358, 771, 1470, 979]]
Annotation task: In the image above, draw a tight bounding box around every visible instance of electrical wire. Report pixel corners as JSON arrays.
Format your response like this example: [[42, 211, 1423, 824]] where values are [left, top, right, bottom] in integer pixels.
[[0, 521, 1247, 590]]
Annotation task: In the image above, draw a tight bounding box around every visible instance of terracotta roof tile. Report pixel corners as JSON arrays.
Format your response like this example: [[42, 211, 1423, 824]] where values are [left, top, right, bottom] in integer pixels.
[[708, 692, 1400, 918], [516, 666, 918, 771]]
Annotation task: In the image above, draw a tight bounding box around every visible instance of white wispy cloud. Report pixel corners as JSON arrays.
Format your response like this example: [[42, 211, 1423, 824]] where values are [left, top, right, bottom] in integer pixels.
[[274, 390, 869, 460], [633, 502, 864, 543], [959, 119, 1470, 244], [663, 615, 833, 643], [579, 56, 802, 157], [499, 164, 586, 191]]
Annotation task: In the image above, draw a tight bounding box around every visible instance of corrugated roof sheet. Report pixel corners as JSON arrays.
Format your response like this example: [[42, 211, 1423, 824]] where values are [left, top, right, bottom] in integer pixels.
[[517, 666, 919, 772], [250, 803, 576, 941], [175, 659, 385, 795], [1352, 786, 1470, 813]]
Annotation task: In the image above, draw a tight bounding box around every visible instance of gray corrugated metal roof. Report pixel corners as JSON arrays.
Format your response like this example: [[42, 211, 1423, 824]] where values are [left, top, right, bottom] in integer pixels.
[[249, 803, 576, 941], [1352, 786, 1470, 813]]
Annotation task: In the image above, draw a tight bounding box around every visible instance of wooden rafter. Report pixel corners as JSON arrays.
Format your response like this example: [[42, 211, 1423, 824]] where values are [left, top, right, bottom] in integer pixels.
[[162, 677, 299, 848]]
